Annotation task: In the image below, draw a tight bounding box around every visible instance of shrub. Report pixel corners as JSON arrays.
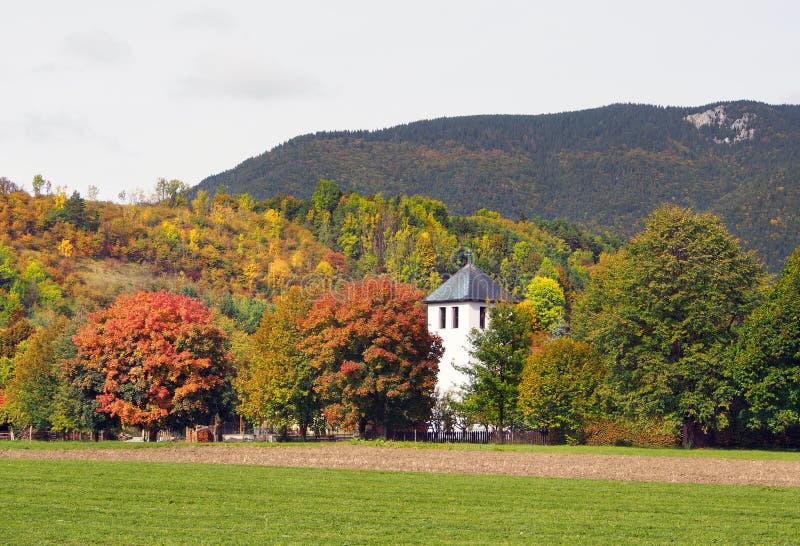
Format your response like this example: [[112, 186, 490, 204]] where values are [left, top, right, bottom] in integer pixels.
[[582, 417, 679, 448]]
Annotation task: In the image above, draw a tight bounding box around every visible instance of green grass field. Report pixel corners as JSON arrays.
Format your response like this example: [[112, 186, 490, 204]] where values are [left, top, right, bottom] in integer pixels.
[[0, 458, 797, 545], [4, 439, 800, 461]]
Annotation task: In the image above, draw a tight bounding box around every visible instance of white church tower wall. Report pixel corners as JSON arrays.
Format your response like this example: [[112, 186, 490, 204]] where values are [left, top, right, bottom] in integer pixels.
[[426, 301, 489, 391], [423, 263, 515, 395]]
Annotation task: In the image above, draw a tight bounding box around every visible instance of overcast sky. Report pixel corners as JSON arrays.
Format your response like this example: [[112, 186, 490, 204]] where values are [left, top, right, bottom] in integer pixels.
[[2, 1, 798, 201]]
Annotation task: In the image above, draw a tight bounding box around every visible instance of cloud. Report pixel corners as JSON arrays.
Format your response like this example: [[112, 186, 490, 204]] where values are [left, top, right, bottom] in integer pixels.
[[62, 30, 132, 64], [174, 8, 236, 31], [22, 112, 123, 151], [178, 52, 320, 101]]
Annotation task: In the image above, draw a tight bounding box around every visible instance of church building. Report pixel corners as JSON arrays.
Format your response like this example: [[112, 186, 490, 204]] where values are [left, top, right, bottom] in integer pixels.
[[423, 263, 515, 392]]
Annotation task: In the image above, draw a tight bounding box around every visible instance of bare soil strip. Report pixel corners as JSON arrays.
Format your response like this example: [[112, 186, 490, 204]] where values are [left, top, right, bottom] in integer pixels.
[[3, 444, 799, 486]]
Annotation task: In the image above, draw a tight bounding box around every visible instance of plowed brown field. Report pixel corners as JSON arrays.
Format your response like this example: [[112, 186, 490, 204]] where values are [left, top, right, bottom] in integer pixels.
[[3, 444, 800, 486]]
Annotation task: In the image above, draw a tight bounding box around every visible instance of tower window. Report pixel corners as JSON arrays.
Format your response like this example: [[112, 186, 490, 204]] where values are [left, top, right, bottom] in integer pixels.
[[452, 306, 459, 328], [479, 306, 487, 329], [439, 307, 446, 329]]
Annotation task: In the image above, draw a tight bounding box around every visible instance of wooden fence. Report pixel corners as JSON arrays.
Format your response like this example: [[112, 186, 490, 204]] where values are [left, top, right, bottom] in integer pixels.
[[0, 427, 552, 445], [5, 429, 94, 441]]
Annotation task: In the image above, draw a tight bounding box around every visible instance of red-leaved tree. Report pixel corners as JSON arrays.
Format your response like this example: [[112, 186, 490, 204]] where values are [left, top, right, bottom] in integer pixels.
[[300, 276, 442, 436], [73, 291, 233, 440]]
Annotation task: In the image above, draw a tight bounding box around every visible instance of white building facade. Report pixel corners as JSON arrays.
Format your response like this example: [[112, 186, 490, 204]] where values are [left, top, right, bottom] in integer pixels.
[[424, 263, 515, 393]]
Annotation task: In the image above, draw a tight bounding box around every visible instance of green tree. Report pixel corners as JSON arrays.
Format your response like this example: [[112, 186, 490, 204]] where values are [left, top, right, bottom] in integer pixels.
[[734, 247, 800, 435], [458, 302, 534, 432], [535, 257, 559, 281], [524, 276, 566, 332], [1, 318, 69, 430], [31, 174, 46, 197], [0, 243, 18, 293], [518, 338, 605, 439], [58, 327, 116, 438], [573, 205, 764, 445], [312, 178, 342, 212]]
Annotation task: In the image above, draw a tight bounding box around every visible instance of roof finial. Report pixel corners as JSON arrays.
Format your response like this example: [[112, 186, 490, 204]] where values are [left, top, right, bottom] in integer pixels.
[[464, 248, 473, 266]]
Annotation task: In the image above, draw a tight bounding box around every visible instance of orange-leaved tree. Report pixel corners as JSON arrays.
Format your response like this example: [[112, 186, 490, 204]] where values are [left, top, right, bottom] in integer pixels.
[[300, 276, 442, 437], [73, 290, 233, 440]]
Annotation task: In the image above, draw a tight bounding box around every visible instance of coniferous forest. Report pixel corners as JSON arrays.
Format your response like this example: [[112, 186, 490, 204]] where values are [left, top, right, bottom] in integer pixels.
[[198, 101, 800, 272]]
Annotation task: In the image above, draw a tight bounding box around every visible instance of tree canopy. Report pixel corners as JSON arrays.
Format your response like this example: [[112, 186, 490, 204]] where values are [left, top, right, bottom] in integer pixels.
[[524, 276, 566, 333], [459, 302, 534, 431], [0, 318, 69, 430], [300, 277, 442, 436], [734, 247, 800, 435], [235, 286, 321, 438], [72, 291, 233, 439], [518, 338, 605, 439], [573, 205, 764, 444]]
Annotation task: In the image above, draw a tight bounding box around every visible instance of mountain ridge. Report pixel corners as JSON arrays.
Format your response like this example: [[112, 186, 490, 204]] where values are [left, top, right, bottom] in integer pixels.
[[197, 101, 800, 271]]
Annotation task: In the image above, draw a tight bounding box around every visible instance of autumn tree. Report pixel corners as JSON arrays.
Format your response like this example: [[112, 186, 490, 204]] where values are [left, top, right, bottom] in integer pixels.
[[733, 247, 800, 435], [236, 287, 321, 438], [1, 317, 70, 431], [192, 189, 211, 216], [0, 176, 21, 195], [155, 178, 190, 207], [518, 338, 605, 439], [72, 291, 234, 440], [458, 302, 534, 432], [573, 205, 764, 445], [300, 277, 442, 436]]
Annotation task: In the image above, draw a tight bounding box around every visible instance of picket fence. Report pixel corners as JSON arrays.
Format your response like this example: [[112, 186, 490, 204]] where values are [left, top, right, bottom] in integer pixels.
[[370, 429, 551, 445]]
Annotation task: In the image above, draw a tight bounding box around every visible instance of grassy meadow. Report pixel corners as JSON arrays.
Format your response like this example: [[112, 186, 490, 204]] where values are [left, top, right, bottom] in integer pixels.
[[0, 457, 798, 545]]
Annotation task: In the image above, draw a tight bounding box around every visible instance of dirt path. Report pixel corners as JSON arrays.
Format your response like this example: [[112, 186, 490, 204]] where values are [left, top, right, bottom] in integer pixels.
[[3, 444, 799, 486]]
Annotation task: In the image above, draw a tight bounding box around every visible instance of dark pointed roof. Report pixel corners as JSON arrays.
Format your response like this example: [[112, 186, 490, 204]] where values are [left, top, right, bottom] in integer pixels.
[[424, 263, 516, 304]]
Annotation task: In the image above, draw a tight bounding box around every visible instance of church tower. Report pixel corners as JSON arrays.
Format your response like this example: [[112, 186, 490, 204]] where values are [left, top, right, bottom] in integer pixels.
[[423, 263, 515, 392]]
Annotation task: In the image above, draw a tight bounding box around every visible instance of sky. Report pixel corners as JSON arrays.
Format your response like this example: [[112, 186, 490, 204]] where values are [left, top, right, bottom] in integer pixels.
[[2, 1, 799, 201]]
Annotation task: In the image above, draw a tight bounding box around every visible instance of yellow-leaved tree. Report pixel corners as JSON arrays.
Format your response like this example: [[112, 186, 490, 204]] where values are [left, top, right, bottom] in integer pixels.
[[235, 287, 320, 438]]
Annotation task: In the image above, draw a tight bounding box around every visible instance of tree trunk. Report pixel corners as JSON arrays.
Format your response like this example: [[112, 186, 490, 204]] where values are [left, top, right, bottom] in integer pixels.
[[147, 426, 158, 442], [498, 404, 505, 443], [682, 417, 709, 448], [211, 413, 221, 442], [383, 419, 391, 441]]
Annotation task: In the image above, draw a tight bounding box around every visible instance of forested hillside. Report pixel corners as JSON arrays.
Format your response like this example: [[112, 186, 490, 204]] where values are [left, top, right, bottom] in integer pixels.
[[0, 178, 615, 437], [0, 178, 613, 356], [197, 101, 800, 271]]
